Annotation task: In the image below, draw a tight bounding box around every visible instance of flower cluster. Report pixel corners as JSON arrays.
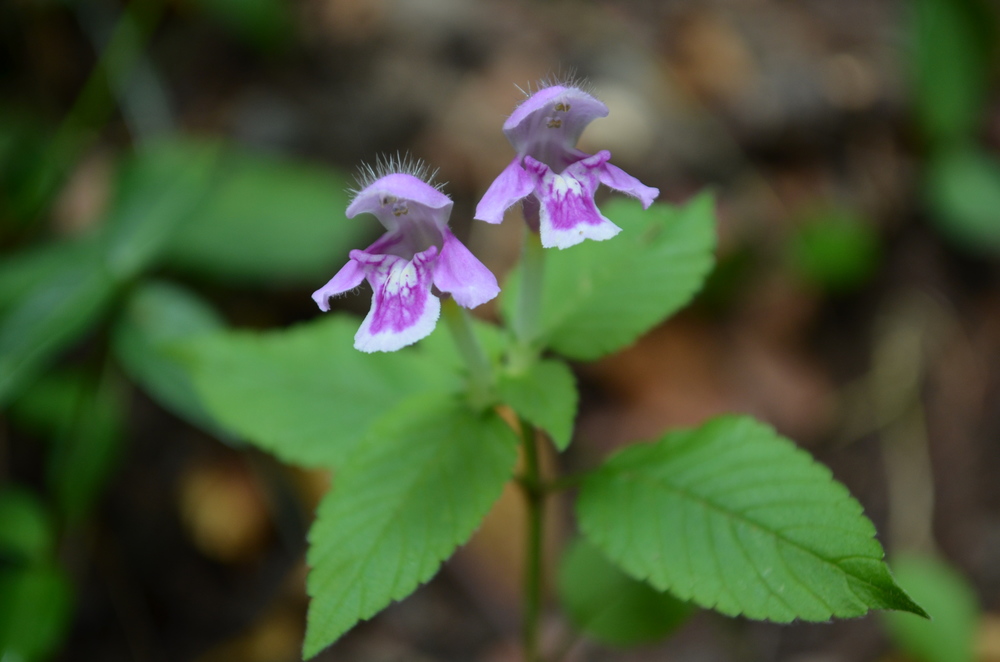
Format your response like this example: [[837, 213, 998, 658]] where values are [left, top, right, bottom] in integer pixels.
[[313, 80, 660, 351]]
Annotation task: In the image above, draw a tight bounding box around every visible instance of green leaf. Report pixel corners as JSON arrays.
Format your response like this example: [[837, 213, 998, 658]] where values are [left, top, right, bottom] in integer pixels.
[[9, 369, 126, 524], [0, 238, 102, 314], [497, 358, 577, 451], [303, 394, 518, 657], [786, 208, 881, 293], [0, 487, 55, 564], [192, 0, 293, 50], [502, 195, 716, 360], [558, 538, 693, 646], [883, 554, 979, 662], [0, 252, 118, 406], [0, 563, 73, 662], [102, 139, 222, 280], [910, 0, 995, 145], [577, 415, 927, 622], [182, 315, 462, 468], [926, 147, 1000, 253], [113, 281, 229, 434], [163, 147, 367, 285]]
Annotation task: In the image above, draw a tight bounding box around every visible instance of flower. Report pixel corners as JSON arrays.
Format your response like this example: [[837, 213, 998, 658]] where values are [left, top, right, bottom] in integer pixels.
[[312, 157, 500, 353], [475, 80, 660, 249]]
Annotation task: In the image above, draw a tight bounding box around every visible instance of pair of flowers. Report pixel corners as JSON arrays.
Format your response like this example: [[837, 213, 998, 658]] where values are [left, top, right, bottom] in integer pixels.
[[313, 82, 660, 352]]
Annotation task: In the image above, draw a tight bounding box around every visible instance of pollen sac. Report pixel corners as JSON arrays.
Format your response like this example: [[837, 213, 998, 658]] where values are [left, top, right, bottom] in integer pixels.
[[554, 102, 571, 112], [546, 118, 562, 129]]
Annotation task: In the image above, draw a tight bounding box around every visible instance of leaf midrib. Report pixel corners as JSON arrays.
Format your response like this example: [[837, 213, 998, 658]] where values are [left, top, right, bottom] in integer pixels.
[[603, 469, 886, 599]]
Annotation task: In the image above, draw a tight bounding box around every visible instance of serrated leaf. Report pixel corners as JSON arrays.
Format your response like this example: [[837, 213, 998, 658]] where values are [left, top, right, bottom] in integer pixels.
[[883, 554, 979, 662], [502, 195, 716, 360], [182, 315, 462, 468], [0, 251, 118, 406], [0, 487, 55, 564], [163, 146, 367, 284], [0, 563, 73, 662], [558, 538, 693, 646], [113, 281, 229, 434], [497, 358, 577, 450], [303, 394, 518, 657], [577, 415, 927, 622]]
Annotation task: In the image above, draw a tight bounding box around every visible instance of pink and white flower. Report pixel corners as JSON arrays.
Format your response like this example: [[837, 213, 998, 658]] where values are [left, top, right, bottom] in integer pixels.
[[475, 81, 660, 249], [313, 159, 499, 353]]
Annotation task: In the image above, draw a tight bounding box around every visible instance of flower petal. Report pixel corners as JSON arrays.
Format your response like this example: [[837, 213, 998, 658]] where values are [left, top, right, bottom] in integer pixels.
[[353, 246, 441, 353], [504, 85, 609, 154], [595, 151, 660, 208], [525, 155, 621, 250], [311, 259, 366, 311], [347, 173, 453, 234], [432, 228, 500, 309], [474, 158, 534, 224]]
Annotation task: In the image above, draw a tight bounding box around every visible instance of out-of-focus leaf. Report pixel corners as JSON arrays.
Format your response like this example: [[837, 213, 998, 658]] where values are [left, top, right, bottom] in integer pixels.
[[787, 208, 880, 292], [8, 369, 126, 524], [0, 237, 103, 314], [502, 195, 716, 360], [926, 147, 1000, 252], [497, 358, 577, 451], [164, 148, 367, 285], [577, 415, 928, 622], [883, 554, 979, 662], [182, 315, 462, 468], [911, 0, 995, 145], [0, 111, 62, 231], [102, 139, 222, 280], [0, 252, 118, 407], [0, 563, 73, 662], [558, 538, 693, 646], [113, 281, 229, 434], [0, 487, 54, 565], [192, 0, 293, 50], [303, 394, 518, 657], [45, 375, 126, 525]]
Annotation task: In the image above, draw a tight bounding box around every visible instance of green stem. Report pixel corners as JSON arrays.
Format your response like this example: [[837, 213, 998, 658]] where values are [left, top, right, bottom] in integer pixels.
[[511, 228, 545, 368], [519, 417, 544, 662], [441, 297, 493, 408]]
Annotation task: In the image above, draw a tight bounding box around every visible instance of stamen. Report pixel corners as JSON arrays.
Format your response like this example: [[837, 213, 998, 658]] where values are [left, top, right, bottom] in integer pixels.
[[554, 103, 571, 112], [547, 118, 562, 129]]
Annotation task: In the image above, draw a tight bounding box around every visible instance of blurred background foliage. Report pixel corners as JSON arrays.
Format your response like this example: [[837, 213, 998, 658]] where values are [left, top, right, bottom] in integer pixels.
[[1, 0, 999, 660]]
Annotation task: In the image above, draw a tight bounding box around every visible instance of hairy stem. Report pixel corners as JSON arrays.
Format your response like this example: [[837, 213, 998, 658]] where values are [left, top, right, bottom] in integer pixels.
[[519, 417, 544, 662], [441, 297, 493, 409]]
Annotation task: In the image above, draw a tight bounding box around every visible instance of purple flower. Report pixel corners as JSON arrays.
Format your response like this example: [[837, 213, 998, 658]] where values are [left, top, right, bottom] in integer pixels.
[[313, 159, 500, 353], [475, 82, 660, 249]]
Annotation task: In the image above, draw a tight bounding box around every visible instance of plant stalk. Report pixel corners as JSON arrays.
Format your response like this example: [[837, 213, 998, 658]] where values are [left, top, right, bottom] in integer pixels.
[[519, 417, 544, 662], [510, 228, 545, 371], [441, 297, 493, 408]]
